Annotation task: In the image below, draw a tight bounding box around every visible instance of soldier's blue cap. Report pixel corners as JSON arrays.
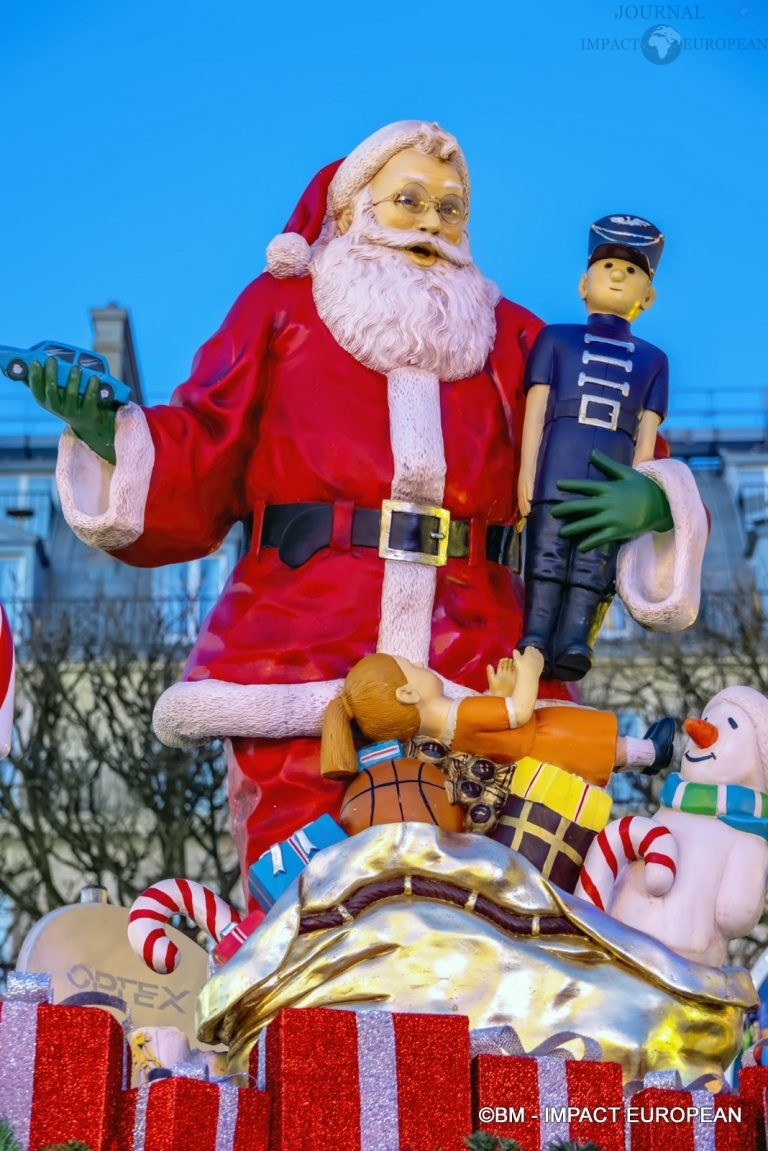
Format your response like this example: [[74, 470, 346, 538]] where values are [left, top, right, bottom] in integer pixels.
[[588, 215, 664, 278]]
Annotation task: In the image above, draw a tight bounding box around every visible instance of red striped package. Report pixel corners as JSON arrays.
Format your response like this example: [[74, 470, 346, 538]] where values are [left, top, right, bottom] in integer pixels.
[[119, 1067, 270, 1151], [212, 908, 266, 966], [472, 1052, 625, 1151], [249, 1007, 472, 1151], [627, 1086, 756, 1150], [0, 603, 15, 759]]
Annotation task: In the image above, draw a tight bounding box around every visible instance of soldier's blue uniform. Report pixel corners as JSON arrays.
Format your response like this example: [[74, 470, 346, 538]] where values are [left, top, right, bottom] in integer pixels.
[[518, 216, 667, 680]]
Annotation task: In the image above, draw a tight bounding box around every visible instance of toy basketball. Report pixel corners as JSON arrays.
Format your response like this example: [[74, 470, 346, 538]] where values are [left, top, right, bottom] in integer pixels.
[[340, 757, 464, 836]]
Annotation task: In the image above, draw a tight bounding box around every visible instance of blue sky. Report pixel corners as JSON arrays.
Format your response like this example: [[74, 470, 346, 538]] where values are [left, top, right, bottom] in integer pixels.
[[2, 0, 767, 429]]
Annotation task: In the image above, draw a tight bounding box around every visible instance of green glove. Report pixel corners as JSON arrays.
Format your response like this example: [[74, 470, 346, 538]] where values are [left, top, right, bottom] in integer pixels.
[[552, 449, 673, 551], [29, 358, 117, 466]]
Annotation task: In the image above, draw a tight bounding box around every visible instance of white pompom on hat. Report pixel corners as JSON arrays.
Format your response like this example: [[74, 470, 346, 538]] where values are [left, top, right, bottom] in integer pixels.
[[266, 120, 469, 279], [266, 159, 344, 279], [706, 685, 768, 787]]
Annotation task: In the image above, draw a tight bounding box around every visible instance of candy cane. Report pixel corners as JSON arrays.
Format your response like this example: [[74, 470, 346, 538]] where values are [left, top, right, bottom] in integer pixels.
[[576, 815, 678, 912], [128, 879, 241, 974], [0, 604, 15, 760]]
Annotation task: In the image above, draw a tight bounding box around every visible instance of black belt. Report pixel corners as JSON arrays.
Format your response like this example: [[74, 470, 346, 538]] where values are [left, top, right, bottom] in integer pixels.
[[260, 502, 521, 571], [552, 396, 639, 438]]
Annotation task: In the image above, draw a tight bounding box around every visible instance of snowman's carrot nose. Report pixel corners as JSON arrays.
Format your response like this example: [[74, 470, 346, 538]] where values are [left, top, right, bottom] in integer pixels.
[[683, 718, 719, 748]]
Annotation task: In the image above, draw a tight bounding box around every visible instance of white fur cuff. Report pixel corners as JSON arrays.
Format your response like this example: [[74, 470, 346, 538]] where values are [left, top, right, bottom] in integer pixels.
[[56, 404, 154, 552], [617, 457, 708, 632], [152, 678, 346, 748]]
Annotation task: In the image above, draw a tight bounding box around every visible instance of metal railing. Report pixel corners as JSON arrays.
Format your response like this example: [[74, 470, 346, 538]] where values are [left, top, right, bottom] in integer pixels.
[[3, 595, 220, 653], [2, 587, 765, 659], [595, 586, 768, 650]]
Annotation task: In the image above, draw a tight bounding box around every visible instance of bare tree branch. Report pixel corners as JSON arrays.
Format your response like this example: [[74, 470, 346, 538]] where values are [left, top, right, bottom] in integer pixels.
[[1, 601, 240, 965]]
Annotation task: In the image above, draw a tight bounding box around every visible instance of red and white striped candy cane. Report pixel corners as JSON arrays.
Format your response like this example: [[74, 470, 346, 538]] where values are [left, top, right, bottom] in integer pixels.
[[0, 604, 15, 760], [128, 879, 241, 973], [576, 816, 678, 912]]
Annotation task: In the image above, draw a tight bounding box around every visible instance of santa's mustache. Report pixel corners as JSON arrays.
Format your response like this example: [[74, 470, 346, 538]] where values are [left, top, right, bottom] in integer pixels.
[[348, 220, 473, 268]]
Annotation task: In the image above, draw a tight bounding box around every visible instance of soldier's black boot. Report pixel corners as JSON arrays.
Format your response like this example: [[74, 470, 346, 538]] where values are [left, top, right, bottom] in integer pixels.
[[517, 578, 563, 676], [551, 585, 606, 681], [642, 717, 676, 775]]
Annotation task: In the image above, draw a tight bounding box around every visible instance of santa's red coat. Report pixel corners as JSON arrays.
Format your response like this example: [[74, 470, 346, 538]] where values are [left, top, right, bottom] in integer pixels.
[[111, 272, 569, 884]]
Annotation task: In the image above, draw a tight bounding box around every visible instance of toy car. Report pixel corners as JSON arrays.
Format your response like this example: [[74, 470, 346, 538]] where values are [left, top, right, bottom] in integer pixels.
[[0, 340, 131, 407]]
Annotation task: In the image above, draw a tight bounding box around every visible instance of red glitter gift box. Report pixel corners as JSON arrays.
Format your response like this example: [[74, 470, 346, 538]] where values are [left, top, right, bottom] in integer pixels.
[[0, 971, 126, 1151], [626, 1086, 756, 1151], [211, 908, 265, 967], [248, 1006, 472, 1151], [738, 1065, 768, 1148], [472, 1051, 625, 1151], [119, 1065, 270, 1151]]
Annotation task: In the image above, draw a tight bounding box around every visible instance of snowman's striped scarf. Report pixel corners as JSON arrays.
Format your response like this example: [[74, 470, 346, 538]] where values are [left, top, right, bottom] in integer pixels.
[[660, 772, 768, 841]]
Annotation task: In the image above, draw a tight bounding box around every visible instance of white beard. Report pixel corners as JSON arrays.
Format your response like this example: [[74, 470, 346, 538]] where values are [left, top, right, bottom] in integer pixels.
[[309, 202, 499, 380]]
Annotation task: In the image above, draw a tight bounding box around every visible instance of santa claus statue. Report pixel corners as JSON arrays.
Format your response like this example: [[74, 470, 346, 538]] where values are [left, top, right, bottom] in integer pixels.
[[32, 121, 707, 883]]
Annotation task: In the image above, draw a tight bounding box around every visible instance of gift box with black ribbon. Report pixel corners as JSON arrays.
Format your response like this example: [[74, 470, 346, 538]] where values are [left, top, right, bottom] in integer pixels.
[[489, 757, 612, 892], [118, 1064, 270, 1151], [0, 972, 126, 1151], [249, 1006, 472, 1151]]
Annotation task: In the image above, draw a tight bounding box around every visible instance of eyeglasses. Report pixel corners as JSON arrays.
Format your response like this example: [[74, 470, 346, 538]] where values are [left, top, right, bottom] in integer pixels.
[[372, 182, 467, 226]]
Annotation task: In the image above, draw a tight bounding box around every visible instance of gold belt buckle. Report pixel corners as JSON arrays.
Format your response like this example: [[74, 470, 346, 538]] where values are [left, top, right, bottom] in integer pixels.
[[379, 498, 451, 567], [578, 394, 621, 431]]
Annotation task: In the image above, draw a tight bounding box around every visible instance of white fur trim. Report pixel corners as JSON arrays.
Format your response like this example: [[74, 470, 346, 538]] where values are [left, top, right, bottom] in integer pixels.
[[328, 120, 469, 218], [152, 678, 345, 748], [376, 367, 445, 664], [266, 232, 312, 278], [385, 368, 445, 503], [56, 403, 154, 552], [378, 563, 436, 667], [617, 457, 708, 632], [706, 686, 768, 787], [154, 671, 479, 748]]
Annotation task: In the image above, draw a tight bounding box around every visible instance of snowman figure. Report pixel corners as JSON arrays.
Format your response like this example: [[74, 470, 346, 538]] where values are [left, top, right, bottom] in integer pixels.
[[577, 686, 768, 967]]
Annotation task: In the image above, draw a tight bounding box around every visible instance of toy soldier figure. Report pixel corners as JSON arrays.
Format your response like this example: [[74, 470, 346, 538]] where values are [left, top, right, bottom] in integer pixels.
[[516, 215, 670, 702]]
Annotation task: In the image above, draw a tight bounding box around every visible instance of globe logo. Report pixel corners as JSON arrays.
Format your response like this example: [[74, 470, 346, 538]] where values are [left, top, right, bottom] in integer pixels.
[[641, 24, 683, 64]]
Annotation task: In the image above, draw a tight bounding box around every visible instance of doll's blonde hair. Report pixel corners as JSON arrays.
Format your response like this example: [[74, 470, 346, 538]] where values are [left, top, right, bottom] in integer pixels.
[[320, 654, 421, 779]]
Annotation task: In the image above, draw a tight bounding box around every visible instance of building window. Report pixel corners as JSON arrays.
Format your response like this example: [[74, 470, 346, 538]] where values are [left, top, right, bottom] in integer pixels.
[[0, 476, 53, 539], [0, 551, 31, 629]]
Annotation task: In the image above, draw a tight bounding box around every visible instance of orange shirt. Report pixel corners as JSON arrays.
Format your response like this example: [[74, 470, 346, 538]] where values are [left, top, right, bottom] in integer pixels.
[[450, 698, 617, 788]]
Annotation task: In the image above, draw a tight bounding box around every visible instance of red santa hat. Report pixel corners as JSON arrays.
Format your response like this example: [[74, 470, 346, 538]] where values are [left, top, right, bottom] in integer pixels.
[[265, 120, 469, 279]]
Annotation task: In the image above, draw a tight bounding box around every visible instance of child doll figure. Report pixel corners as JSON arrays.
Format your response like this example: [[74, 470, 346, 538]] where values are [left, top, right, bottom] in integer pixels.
[[516, 215, 667, 707], [321, 651, 673, 784]]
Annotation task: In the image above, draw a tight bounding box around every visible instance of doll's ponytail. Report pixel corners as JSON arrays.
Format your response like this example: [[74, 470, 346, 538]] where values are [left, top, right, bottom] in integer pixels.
[[321, 694, 359, 779], [320, 654, 421, 780]]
